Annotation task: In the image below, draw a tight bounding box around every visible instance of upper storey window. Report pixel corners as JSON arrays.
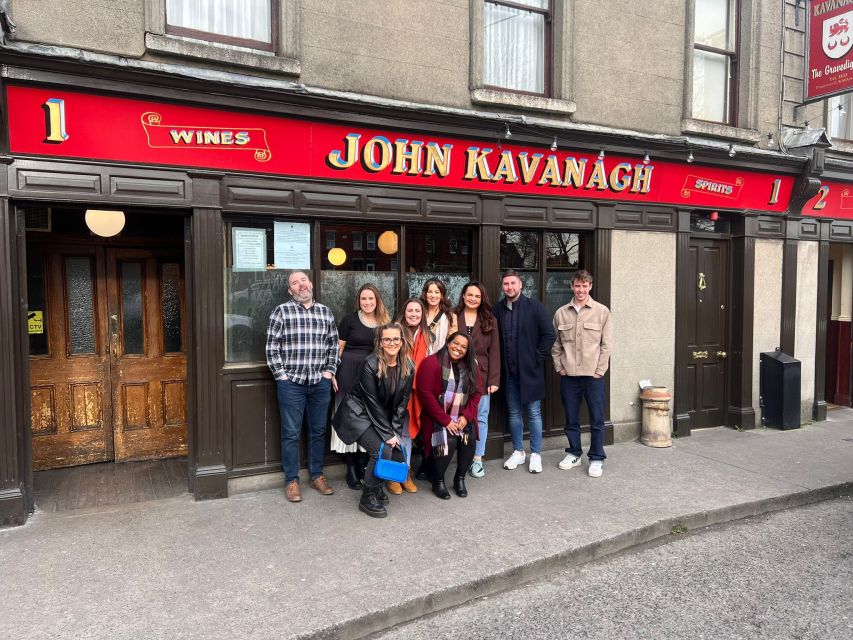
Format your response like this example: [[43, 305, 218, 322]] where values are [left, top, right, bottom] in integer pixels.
[[484, 0, 552, 96], [829, 95, 853, 142], [691, 0, 738, 124], [166, 0, 275, 51]]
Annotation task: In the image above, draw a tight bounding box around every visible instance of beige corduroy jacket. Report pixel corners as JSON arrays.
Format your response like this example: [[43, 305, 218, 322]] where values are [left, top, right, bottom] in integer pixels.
[[551, 297, 612, 377]]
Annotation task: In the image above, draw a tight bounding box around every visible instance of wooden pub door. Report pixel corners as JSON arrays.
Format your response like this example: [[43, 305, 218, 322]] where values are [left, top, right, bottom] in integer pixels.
[[682, 237, 730, 428], [29, 244, 188, 470]]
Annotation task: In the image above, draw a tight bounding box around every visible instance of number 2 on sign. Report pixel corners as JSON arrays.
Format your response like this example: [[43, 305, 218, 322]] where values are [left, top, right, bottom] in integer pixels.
[[42, 98, 69, 144]]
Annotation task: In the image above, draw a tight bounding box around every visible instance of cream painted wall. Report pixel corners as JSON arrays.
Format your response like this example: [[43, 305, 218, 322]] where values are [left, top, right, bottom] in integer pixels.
[[752, 239, 783, 420], [829, 244, 843, 320], [609, 230, 676, 431], [795, 241, 818, 422]]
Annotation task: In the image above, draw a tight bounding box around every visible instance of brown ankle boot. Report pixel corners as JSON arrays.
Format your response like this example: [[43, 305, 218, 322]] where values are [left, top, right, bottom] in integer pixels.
[[386, 481, 403, 495], [401, 473, 418, 493]]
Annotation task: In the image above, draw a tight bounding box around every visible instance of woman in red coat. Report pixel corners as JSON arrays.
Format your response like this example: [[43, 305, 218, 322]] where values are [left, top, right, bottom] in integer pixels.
[[454, 281, 500, 478], [416, 332, 482, 500]]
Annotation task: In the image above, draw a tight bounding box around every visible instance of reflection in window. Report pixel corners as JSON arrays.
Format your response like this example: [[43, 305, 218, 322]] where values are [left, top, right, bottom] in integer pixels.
[[28, 254, 49, 356], [545, 232, 581, 317], [320, 223, 398, 323], [500, 230, 540, 300], [121, 262, 145, 355], [405, 227, 473, 306], [484, 0, 550, 95], [161, 262, 183, 354], [65, 257, 96, 355], [829, 94, 853, 141], [226, 268, 296, 362]]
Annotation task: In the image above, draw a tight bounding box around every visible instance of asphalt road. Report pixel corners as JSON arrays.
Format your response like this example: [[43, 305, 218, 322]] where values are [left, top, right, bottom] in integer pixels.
[[374, 496, 853, 640]]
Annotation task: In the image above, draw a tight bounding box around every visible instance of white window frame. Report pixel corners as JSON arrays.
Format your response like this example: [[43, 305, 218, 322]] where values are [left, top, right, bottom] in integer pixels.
[[325, 231, 336, 250], [366, 233, 377, 251], [352, 232, 362, 251], [144, 0, 301, 75]]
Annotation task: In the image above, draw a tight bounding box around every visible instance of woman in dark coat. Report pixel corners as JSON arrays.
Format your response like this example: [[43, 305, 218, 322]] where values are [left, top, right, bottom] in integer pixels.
[[454, 281, 500, 478], [416, 332, 482, 500], [332, 322, 414, 518], [333, 283, 391, 490]]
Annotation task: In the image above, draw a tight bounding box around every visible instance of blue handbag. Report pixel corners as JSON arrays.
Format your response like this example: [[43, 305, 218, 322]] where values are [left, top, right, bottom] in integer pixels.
[[374, 443, 410, 483]]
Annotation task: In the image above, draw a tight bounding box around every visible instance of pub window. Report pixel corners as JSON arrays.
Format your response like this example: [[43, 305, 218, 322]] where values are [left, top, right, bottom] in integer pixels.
[[828, 94, 853, 141], [406, 227, 474, 306], [484, 0, 551, 96], [691, 0, 738, 124], [320, 223, 399, 323], [165, 0, 275, 52], [224, 218, 309, 363], [500, 229, 584, 314]]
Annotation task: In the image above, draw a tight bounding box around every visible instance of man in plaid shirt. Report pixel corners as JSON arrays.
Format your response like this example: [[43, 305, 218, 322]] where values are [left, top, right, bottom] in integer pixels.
[[266, 271, 340, 503]]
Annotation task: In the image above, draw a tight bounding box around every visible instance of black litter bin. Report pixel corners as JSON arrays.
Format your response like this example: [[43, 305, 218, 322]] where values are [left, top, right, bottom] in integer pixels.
[[759, 350, 801, 430]]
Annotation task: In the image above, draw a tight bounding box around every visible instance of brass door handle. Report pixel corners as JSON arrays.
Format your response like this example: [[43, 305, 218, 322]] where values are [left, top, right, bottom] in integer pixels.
[[717, 351, 727, 358], [692, 350, 709, 359]]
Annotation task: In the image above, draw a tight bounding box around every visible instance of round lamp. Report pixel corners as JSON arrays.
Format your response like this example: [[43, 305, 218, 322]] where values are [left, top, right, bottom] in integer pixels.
[[85, 210, 126, 237], [377, 230, 399, 255], [328, 247, 347, 266]]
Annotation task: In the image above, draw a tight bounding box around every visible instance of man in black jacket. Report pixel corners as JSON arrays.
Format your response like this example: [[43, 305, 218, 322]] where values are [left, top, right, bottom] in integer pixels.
[[493, 270, 556, 474]]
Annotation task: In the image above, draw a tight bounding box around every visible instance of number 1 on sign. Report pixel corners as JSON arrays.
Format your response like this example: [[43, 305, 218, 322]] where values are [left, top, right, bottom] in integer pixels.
[[768, 179, 781, 205], [42, 98, 69, 144]]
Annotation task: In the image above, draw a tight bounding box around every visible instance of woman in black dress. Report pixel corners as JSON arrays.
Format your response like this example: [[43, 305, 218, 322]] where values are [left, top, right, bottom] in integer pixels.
[[332, 283, 391, 489]]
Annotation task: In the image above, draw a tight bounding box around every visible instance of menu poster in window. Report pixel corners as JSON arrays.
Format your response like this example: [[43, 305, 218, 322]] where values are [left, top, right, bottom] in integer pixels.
[[274, 221, 311, 269], [232, 227, 267, 271]]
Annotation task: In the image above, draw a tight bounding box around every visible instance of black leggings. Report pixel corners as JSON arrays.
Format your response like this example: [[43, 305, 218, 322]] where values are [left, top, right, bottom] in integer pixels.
[[356, 426, 405, 489], [432, 434, 475, 481]]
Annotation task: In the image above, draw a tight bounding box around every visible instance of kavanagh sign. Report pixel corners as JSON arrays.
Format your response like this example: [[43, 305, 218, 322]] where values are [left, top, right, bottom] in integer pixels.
[[805, 0, 853, 102]]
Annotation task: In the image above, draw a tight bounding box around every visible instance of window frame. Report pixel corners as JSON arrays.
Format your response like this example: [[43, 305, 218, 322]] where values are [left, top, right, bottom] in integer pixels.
[[690, 0, 740, 126], [828, 94, 853, 143], [164, 0, 279, 53], [482, 0, 554, 98]]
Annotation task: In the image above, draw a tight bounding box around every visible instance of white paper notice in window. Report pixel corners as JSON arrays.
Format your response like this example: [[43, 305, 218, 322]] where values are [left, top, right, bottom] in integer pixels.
[[232, 227, 267, 271], [274, 221, 311, 269]]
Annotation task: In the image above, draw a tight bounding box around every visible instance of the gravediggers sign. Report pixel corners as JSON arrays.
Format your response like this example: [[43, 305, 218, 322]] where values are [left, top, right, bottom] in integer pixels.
[[7, 84, 795, 211], [805, 0, 853, 102]]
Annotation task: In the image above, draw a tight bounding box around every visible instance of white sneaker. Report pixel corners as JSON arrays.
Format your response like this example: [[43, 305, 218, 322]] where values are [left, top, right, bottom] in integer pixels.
[[529, 453, 542, 473], [588, 460, 603, 478], [503, 450, 526, 470], [558, 453, 582, 470]]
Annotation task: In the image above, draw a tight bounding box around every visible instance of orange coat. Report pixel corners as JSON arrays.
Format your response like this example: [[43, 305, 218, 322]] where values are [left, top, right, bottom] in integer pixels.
[[407, 328, 429, 438]]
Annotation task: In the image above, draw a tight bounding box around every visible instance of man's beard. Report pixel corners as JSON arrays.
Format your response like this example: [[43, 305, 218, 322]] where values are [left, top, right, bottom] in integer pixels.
[[292, 289, 312, 303]]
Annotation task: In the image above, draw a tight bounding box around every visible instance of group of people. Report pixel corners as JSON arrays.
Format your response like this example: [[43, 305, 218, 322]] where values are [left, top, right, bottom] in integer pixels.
[[265, 268, 612, 518]]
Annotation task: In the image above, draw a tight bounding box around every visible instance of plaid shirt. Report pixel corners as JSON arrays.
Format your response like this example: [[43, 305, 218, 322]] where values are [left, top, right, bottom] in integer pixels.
[[265, 299, 340, 384]]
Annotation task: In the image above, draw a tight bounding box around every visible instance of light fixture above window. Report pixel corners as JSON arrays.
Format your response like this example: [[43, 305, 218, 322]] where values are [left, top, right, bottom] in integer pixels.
[[84, 210, 125, 237]]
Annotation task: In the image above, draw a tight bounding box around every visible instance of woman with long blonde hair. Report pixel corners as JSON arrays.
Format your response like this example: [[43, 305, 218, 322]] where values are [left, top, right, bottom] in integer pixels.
[[332, 283, 392, 490], [332, 322, 414, 518]]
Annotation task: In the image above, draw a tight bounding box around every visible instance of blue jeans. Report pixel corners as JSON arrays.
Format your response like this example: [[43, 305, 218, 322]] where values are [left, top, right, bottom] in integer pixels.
[[276, 378, 332, 483], [505, 374, 543, 454], [474, 393, 491, 457], [560, 375, 606, 461]]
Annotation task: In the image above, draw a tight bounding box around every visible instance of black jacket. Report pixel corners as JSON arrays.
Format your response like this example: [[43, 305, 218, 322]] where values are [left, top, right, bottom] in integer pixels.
[[332, 353, 414, 444], [492, 294, 556, 404]]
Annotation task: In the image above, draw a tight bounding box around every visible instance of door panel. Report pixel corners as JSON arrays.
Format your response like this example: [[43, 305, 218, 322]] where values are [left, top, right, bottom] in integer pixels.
[[29, 244, 187, 469], [683, 238, 729, 428], [30, 247, 113, 470], [107, 249, 187, 462]]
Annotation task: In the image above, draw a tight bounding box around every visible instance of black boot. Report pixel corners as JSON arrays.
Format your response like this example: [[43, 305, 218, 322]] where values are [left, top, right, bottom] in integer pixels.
[[416, 456, 433, 481], [376, 483, 390, 505], [345, 453, 362, 490], [359, 485, 387, 518], [453, 474, 468, 498], [432, 476, 451, 500]]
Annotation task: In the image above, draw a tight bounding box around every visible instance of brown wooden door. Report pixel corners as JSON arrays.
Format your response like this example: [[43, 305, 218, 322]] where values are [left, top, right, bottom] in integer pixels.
[[106, 248, 188, 462], [30, 245, 187, 469], [30, 246, 113, 469], [683, 238, 729, 428]]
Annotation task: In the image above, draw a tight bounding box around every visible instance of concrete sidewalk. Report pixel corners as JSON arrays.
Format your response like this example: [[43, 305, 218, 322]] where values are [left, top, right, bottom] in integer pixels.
[[3, 415, 853, 640]]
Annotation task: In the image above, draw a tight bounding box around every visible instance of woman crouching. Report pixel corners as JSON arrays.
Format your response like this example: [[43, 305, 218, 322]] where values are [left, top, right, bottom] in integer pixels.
[[332, 322, 414, 518], [417, 332, 482, 499]]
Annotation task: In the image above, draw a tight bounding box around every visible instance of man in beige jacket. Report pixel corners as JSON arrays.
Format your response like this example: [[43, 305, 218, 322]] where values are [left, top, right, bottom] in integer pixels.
[[551, 270, 612, 477]]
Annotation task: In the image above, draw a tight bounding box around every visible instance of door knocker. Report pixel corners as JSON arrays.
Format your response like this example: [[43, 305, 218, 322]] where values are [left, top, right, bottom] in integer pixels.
[[698, 272, 707, 291]]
